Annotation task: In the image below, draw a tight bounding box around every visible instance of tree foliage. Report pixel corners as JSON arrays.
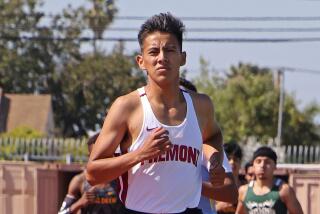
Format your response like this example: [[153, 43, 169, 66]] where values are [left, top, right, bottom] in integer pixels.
[[0, 126, 44, 138], [58, 44, 145, 136], [194, 59, 320, 145], [0, 0, 145, 136]]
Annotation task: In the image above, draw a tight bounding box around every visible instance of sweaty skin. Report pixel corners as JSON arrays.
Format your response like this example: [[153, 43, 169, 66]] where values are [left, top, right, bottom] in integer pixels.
[[86, 31, 225, 197]]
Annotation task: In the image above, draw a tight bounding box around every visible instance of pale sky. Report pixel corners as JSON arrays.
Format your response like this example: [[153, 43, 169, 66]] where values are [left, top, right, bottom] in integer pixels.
[[44, 0, 320, 121]]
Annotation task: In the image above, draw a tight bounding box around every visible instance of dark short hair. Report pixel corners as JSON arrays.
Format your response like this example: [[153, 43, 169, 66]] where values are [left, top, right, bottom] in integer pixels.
[[252, 146, 277, 164], [223, 141, 243, 160], [179, 78, 198, 92], [138, 12, 185, 51]]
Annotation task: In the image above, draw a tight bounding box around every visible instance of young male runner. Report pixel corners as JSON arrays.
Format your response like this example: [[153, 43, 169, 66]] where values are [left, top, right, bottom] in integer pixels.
[[86, 13, 225, 213]]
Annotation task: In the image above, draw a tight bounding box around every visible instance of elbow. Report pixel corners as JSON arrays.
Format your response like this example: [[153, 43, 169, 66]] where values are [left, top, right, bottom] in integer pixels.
[[85, 161, 100, 186]]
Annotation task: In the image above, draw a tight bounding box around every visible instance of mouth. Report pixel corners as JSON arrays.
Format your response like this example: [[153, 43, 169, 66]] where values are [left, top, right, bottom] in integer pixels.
[[256, 171, 265, 175], [156, 66, 169, 72]]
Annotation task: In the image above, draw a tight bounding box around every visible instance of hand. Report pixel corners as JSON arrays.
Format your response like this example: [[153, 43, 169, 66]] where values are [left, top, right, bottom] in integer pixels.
[[209, 152, 226, 187], [216, 201, 237, 212], [79, 187, 96, 207], [138, 127, 172, 161]]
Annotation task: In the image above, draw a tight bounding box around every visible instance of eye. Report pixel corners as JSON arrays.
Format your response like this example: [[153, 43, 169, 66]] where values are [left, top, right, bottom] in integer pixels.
[[167, 47, 177, 52], [147, 49, 159, 55]]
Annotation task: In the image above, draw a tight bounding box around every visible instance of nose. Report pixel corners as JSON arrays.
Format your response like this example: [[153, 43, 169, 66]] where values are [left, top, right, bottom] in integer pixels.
[[158, 50, 168, 63], [259, 160, 267, 168]]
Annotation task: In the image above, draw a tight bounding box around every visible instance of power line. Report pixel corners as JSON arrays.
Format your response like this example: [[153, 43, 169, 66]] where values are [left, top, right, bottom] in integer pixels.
[[2, 14, 320, 21], [276, 66, 320, 74], [185, 37, 320, 43], [4, 26, 320, 33], [2, 35, 320, 43], [114, 16, 320, 22]]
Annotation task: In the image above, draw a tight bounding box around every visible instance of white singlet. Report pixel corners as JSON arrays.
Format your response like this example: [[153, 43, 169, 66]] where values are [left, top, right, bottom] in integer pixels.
[[118, 87, 203, 213]]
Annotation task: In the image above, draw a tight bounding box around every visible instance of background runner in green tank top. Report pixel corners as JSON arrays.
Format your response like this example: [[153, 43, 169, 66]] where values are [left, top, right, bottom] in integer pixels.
[[236, 146, 303, 214], [243, 179, 287, 213]]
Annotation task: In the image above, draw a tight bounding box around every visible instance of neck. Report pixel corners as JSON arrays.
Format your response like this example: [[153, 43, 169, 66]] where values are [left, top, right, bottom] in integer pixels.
[[145, 80, 182, 107], [255, 176, 274, 188]]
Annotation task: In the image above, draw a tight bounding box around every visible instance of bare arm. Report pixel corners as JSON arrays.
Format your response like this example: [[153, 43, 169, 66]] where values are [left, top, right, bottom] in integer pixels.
[[196, 95, 225, 187], [280, 184, 304, 214], [235, 184, 248, 214], [202, 143, 238, 203], [86, 95, 172, 185], [202, 172, 238, 203], [203, 114, 224, 162], [58, 173, 92, 214]]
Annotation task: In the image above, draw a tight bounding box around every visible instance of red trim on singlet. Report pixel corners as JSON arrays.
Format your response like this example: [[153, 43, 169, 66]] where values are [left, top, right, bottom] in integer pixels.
[[120, 171, 129, 204], [115, 150, 129, 204], [139, 92, 146, 97], [114, 153, 121, 196]]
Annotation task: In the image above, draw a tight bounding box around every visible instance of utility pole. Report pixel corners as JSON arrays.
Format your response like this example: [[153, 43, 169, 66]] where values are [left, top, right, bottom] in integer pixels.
[[276, 70, 285, 147]]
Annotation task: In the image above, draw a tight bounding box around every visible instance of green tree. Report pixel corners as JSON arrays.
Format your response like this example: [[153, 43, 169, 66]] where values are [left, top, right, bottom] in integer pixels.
[[59, 43, 145, 136], [86, 0, 117, 53], [0, 0, 147, 136], [195, 60, 320, 145], [0, 126, 44, 138]]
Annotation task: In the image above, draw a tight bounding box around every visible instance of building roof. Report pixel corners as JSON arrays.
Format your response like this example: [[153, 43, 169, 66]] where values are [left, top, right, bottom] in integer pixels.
[[4, 94, 53, 134]]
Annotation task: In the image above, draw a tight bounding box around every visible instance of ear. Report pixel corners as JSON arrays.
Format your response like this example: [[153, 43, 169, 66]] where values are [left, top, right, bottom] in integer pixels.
[[180, 51, 186, 66], [136, 54, 146, 70]]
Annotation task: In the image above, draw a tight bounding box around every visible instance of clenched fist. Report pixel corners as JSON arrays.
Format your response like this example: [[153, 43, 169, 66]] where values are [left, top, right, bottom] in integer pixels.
[[209, 152, 226, 187]]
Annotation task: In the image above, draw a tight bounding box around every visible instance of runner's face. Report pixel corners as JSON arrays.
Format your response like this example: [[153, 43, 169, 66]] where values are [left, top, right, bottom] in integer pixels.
[[245, 166, 255, 182], [136, 31, 186, 86], [253, 156, 276, 180], [227, 155, 241, 176]]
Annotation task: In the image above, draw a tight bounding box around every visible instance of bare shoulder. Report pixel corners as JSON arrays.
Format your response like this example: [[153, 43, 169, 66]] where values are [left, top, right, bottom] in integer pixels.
[[101, 90, 142, 146], [279, 182, 294, 197], [188, 91, 214, 118], [238, 184, 249, 200], [110, 90, 141, 113], [104, 90, 141, 125], [237, 184, 249, 214], [187, 91, 215, 132], [239, 184, 249, 192], [278, 181, 303, 213], [189, 91, 213, 107]]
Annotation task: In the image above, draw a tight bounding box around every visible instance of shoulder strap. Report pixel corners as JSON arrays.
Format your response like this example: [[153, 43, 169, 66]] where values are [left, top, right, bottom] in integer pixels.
[[137, 87, 145, 96], [181, 90, 198, 123]]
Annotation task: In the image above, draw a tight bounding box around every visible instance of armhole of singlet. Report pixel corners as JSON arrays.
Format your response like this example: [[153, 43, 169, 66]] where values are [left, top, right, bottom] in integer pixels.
[[130, 87, 147, 147], [182, 89, 203, 135]]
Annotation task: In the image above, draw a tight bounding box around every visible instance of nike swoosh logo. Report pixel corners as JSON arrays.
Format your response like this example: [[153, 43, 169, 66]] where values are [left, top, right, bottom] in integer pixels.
[[146, 126, 158, 132]]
